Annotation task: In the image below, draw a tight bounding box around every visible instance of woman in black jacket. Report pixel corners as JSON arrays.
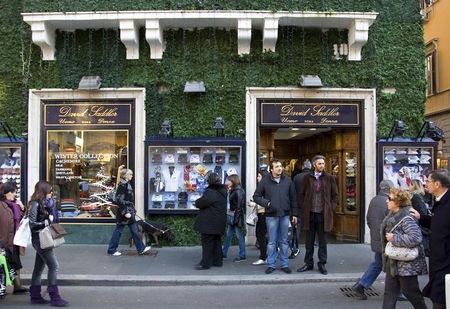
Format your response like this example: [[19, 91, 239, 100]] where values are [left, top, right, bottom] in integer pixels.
[[28, 180, 68, 307], [194, 172, 227, 270], [107, 168, 151, 256], [222, 173, 247, 262]]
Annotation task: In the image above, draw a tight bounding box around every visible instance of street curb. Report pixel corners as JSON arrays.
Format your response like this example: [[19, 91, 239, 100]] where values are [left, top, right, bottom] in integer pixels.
[[21, 273, 386, 287]]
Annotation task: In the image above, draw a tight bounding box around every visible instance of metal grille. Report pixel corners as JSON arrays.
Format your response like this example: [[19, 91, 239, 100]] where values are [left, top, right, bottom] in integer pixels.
[[340, 286, 381, 298]]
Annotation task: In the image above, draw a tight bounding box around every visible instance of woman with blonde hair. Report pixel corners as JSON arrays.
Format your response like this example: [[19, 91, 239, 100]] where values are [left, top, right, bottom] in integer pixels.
[[107, 167, 151, 256], [380, 188, 428, 309]]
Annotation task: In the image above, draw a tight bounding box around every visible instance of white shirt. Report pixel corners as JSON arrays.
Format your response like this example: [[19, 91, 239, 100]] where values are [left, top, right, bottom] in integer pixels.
[[435, 189, 448, 202]]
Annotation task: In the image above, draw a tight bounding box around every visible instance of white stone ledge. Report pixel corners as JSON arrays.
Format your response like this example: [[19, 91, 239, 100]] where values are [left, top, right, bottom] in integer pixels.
[[22, 10, 378, 60]]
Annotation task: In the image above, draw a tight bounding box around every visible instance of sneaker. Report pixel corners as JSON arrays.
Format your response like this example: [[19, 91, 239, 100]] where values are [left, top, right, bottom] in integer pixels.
[[139, 246, 152, 255], [111, 251, 122, 256], [265, 267, 276, 274], [352, 284, 367, 300], [233, 257, 247, 262], [281, 267, 292, 274], [288, 249, 300, 259], [252, 259, 266, 265]]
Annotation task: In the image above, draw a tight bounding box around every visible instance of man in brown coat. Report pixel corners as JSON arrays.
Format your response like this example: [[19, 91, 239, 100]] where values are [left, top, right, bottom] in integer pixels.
[[296, 155, 339, 275]]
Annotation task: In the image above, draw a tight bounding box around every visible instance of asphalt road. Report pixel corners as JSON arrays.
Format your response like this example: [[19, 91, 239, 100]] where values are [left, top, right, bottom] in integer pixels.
[[0, 280, 433, 309]]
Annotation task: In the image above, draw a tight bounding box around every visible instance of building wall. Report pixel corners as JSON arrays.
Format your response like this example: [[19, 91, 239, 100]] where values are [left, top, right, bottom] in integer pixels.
[[423, 0, 450, 163], [0, 1, 427, 245]]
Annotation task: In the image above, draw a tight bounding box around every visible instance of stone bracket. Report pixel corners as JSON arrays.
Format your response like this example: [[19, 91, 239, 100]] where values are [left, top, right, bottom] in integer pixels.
[[263, 18, 279, 52], [348, 19, 370, 61], [237, 19, 252, 55], [29, 21, 56, 61], [120, 20, 140, 60], [145, 19, 164, 59]]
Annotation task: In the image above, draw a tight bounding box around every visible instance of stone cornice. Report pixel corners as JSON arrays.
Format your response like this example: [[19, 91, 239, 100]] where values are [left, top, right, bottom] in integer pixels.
[[22, 10, 378, 61]]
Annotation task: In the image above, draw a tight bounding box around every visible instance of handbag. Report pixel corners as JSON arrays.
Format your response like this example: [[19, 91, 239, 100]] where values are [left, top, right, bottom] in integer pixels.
[[246, 207, 258, 226], [13, 217, 31, 248], [39, 224, 67, 250], [384, 216, 419, 261]]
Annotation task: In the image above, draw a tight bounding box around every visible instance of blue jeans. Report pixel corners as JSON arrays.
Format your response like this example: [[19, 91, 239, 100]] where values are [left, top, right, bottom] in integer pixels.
[[222, 219, 246, 258], [266, 216, 290, 269], [107, 222, 145, 254], [31, 235, 59, 286], [359, 252, 382, 289]]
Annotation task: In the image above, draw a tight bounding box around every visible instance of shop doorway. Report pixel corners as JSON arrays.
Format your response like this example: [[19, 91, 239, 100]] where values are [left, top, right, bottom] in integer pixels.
[[258, 127, 362, 243]]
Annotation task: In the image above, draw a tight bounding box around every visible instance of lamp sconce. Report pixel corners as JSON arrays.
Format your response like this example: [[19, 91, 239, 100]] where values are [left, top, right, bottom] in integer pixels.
[[184, 81, 206, 93], [298, 75, 323, 88], [213, 117, 225, 137], [159, 119, 173, 138], [388, 120, 407, 141], [417, 120, 445, 142], [78, 76, 102, 90]]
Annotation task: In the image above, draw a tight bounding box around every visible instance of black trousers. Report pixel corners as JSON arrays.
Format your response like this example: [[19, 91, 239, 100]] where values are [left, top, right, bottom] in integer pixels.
[[200, 234, 222, 268], [304, 212, 327, 266], [256, 213, 267, 260], [382, 263, 427, 309]]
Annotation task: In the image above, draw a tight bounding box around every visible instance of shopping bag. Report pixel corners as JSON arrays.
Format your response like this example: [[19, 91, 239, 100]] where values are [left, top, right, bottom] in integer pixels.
[[39, 226, 65, 250], [13, 218, 31, 247]]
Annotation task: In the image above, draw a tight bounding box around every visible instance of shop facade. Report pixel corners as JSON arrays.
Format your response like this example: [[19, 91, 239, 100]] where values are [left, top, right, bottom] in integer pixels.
[[0, 1, 426, 244]]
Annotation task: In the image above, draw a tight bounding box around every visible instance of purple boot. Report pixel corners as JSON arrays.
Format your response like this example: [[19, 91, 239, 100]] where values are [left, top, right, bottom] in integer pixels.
[[29, 285, 50, 304], [47, 285, 68, 307]]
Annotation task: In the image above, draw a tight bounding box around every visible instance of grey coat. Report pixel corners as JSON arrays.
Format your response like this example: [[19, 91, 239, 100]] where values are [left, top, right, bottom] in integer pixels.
[[381, 207, 428, 277], [366, 192, 389, 253]]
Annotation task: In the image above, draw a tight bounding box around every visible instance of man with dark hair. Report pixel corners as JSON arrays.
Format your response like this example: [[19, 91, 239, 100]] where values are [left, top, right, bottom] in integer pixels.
[[297, 155, 339, 275], [253, 159, 298, 274], [352, 180, 394, 299], [411, 169, 450, 309]]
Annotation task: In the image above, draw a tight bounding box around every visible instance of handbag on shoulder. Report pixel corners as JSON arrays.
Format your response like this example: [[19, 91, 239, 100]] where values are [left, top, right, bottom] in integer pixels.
[[39, 223, 67, 250], [384, 216, 419, 261]]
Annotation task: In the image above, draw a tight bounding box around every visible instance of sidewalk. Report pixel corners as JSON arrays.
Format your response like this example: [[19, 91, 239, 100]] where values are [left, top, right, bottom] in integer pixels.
[[19, 244, 383, 286]]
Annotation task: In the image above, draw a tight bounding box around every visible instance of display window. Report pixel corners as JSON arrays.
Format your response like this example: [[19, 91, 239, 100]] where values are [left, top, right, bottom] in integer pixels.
[[46, 130, 128, 219], [146, 142, 244, 213], [382, 146, 434, 188], [0, 146, 22, 199]]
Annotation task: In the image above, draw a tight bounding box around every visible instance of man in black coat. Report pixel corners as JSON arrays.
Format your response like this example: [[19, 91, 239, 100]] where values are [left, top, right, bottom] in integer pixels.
[[352, 180, 393, 300], [412, 169, 450, 309], [253, 159, 298, 274], [194, 172, 227, 270]]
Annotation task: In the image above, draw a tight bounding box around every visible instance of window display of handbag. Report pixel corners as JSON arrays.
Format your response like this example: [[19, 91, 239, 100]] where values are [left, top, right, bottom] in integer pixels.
[[384, 216, 419, 261], [38, 223, 67, 250]]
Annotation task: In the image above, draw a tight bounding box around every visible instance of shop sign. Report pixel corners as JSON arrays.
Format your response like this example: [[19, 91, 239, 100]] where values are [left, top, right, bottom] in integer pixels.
[[260, 102, 360, 126], [44, 103, 131, 126]]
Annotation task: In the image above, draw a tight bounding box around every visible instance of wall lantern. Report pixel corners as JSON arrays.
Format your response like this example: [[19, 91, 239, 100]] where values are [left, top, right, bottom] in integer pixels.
[[213, 117, 225, 137], [78, 76, 102, 90], [417, 120, 445, 142], [159, 119, 173, 138], [298, 75, 323, 88], [184, 81, 206, 93], [388, 120, 407, 140]]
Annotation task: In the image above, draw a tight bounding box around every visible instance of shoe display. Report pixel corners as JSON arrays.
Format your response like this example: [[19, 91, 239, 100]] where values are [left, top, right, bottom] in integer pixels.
[[318, 263, 328, 275], [281, 267, 292, 274], [297, 264, 313, 272], [233, 257, 247, 262], [265, 267, 276, 274], [252, 259, 266, 265]]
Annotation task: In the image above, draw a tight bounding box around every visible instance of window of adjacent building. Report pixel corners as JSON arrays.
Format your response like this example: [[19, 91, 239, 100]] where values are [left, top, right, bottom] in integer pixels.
[[426, 50, 437, 96], [46, 130, 128, 219]]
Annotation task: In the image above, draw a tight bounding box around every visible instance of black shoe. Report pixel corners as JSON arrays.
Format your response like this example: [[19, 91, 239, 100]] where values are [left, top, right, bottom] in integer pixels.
[[265, 267, 276, 274], [195, 265, 210, 270], [212, 263, 223, 267], [288, 249, 300, 259], [297, 264, 313, 272], [318, 263, 328, 275], [281, 267, 292, 274], [352, 284, 367, 300]]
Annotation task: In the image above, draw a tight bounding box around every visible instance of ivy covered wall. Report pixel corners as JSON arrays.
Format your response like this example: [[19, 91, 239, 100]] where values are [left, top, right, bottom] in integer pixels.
[[0, 0, 425, 245]]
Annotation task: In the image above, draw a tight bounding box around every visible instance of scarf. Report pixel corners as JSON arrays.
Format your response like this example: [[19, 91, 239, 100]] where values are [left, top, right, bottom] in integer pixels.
[[4, 199, 21, 231], [380, 206, 411, 276], [44, 197, 59, 223]]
